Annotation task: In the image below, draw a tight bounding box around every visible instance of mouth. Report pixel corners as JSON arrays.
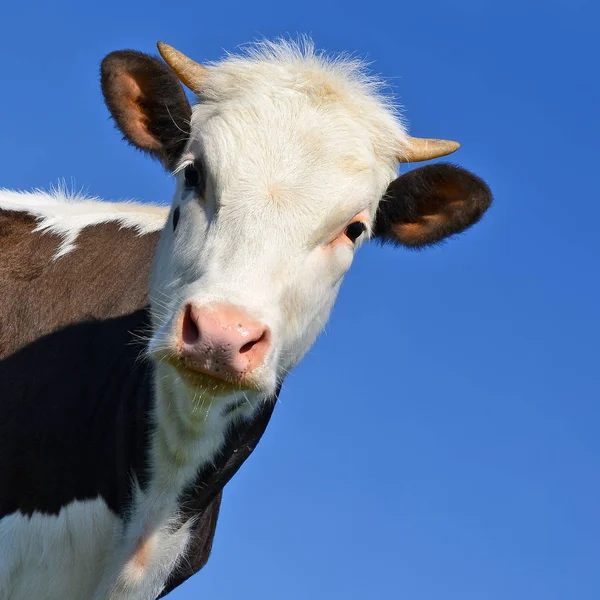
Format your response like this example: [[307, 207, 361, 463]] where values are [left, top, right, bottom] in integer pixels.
[[156, 354, 263, 396]]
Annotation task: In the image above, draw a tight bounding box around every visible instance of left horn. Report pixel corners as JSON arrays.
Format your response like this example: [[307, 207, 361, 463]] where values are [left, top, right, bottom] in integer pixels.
[[398, 137, 460, 163], [157, 42, 206, 94]]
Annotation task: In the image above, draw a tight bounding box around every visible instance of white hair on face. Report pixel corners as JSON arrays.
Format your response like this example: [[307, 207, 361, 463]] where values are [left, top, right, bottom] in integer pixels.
[[151, 37, 411, 347], [196, 37, 408, 165]]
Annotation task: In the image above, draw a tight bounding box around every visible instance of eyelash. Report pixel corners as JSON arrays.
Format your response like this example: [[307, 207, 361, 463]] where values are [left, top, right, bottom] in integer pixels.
[[183, 163, 206, 196]]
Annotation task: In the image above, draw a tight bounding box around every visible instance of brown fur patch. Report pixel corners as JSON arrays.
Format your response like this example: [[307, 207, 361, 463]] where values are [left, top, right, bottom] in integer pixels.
[[341, 155, 370, 174], [0, 209, 160, 359], [300, 71, 343, 105], [129, 532, 157, 576]]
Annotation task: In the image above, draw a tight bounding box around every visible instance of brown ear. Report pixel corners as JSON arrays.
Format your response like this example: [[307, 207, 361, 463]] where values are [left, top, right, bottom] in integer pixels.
[[373, 163, 492, 248], [100, 50, 192, 171]]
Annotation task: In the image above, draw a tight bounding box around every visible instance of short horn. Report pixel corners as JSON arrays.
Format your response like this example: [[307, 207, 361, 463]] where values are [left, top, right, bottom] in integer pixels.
[[398, 137, 461, 163], [157, 42, 206, 94]]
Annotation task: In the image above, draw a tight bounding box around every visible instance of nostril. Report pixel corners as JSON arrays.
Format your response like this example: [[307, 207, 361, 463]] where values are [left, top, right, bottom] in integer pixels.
[[239, 329, 270, 355], [239, 340, 257, 354], [181, 304, 200, 345]]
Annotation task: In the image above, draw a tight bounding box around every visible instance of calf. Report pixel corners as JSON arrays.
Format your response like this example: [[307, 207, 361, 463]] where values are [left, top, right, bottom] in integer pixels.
[[0, 38, 492, 599]]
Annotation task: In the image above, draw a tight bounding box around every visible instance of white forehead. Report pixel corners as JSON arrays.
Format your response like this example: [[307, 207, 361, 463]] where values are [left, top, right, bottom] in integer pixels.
[[181, 39, 407, 218]]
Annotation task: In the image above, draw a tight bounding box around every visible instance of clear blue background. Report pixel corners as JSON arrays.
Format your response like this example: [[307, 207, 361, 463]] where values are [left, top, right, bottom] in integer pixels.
[[2, 1, 599, 598]]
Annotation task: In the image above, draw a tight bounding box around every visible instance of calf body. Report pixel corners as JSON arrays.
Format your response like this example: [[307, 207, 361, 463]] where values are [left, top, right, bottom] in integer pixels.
[[0, 198, 275, 598]]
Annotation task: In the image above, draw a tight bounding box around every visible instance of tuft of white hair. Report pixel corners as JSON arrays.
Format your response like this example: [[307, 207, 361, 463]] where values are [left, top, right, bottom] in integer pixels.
[[0, 182, 168, 259], [199, 37, 408, 162]]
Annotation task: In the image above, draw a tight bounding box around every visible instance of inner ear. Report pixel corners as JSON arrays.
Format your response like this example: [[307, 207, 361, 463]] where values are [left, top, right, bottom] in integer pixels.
[[101, 50, 192, 171], [374, 163, 492, 248]]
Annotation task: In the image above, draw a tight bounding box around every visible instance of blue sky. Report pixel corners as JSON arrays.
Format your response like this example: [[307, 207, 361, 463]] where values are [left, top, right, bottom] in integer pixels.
[[3, 1, 599, 598]]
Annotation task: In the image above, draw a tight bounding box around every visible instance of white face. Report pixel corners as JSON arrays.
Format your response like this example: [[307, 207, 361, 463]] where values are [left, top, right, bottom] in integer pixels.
[[148, 69, 403, 402], [100, 40, 489, 426]]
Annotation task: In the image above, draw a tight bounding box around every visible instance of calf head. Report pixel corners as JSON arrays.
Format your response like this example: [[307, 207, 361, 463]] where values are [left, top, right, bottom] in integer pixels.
[[101, 40, 491, 416]]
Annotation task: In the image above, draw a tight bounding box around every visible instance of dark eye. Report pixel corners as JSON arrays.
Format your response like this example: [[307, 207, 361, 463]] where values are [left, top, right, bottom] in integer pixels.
[[172, 206, 180, 231], [183, 163, 205, 194], [345, 221, 366, 243]]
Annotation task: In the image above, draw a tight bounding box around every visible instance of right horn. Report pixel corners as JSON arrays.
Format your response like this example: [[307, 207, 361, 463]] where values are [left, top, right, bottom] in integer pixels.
[[397, 137, 461, 163]]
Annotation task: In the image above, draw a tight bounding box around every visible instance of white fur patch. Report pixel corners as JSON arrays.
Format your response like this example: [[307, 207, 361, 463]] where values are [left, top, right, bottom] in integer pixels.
[[0, 495, 196, 600], [0, 187, 169, 259], [0, 498, 121, 600]]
